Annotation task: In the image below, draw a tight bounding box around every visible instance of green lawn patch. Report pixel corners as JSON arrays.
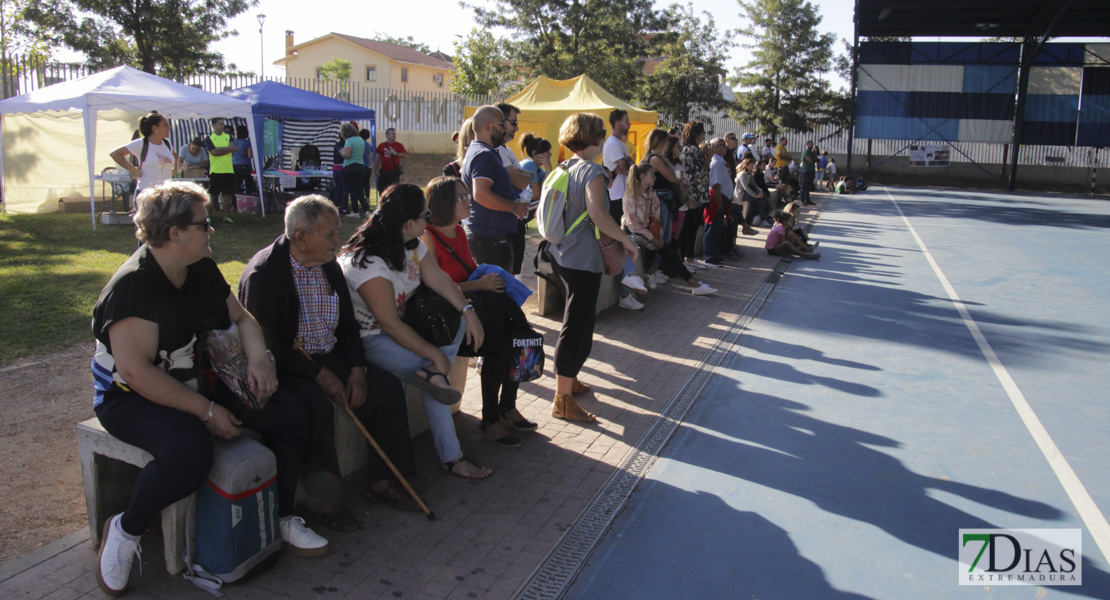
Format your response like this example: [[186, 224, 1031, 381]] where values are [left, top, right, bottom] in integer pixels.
[[0, 212, 293, 364]]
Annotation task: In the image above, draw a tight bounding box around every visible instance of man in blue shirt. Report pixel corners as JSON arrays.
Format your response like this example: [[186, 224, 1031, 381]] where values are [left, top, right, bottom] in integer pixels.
[[460, 105, 530, 272]]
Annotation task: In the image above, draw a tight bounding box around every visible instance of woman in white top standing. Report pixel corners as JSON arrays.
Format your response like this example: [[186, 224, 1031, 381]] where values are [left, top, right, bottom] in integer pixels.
[[338, 183, 492, 480], [109, 112, 177, 196]]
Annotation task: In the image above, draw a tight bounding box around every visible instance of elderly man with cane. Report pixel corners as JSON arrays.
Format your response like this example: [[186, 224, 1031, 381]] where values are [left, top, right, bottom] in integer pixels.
[[239, 196, 422, 531]]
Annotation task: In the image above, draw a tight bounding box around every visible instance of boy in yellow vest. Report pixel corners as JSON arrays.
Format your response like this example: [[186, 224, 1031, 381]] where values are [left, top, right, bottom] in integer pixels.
[[204, 117, 238, 225]]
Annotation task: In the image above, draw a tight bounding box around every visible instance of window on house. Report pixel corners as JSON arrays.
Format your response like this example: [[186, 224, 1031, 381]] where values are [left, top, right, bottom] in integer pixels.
[[316, 68, 326, 80], [433, 74, 444, 87], [401, 68, 408, 83], [366, 66, 376, 82]]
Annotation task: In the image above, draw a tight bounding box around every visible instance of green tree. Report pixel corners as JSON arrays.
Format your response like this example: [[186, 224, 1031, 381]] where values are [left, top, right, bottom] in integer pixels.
[[732, 0, 846, 135], [1, 0, 58, 97], [370, 32, 432, 55], [319, 57, 351, 81], [451, 28, 512, 96], [637, 4, 734, 123], [23, 0, 254, 79], [467, 0, 668, 98]]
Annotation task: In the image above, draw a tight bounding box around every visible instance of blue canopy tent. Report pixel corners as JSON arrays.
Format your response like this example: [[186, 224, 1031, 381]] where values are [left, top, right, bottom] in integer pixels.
[[222, 81, 376, 214]]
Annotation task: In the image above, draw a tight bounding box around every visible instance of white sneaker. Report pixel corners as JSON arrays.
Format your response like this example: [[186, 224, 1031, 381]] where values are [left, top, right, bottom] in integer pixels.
[[97, 513, 141, 596], [692, 282, 718, 296], [646, 273, 658, 289], [280, 515, 329, 557], [652, 271, 669, 284], [685, 260, 704, 271], [618, 294, 644, 311], [622, 273, 648, 294], [752, 217, 762, 227]]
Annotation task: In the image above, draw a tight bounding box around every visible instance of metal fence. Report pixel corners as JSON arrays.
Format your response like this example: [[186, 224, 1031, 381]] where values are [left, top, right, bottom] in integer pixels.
[[696, 111, 1103, 169], [1, 55, 1103, 169]]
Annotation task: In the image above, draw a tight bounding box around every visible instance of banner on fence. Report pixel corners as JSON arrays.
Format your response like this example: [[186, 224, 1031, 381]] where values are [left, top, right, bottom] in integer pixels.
[[908, 145, 951, 167]]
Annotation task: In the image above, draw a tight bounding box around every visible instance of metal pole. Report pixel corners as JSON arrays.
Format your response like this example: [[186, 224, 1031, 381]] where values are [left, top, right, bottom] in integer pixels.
[[257, 14, 267, 80], [1090, 147, 1100, 197], [1009, 37, 1035, 191], [846, 0, 860, 176]]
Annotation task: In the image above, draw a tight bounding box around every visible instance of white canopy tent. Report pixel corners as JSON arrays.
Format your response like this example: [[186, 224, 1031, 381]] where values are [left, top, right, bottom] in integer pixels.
[[0, 66, 263, 227]]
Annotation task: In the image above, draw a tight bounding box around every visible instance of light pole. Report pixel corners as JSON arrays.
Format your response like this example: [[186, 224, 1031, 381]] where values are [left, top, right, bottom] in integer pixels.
[[257, 14, 266, 80]]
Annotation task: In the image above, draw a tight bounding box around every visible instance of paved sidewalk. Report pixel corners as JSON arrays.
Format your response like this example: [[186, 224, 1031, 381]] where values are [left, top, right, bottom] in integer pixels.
[[0, 194, 829, 600]]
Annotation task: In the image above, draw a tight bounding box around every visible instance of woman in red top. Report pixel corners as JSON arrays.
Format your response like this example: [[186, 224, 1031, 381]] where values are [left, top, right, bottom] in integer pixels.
[[420, 176, 536, 448]]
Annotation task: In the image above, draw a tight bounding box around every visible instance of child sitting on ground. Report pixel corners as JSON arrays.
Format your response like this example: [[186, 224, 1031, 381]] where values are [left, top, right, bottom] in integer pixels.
[[834, 176, 854, 194], [786, 202, 817, 250], [765, 211, 820, 260]]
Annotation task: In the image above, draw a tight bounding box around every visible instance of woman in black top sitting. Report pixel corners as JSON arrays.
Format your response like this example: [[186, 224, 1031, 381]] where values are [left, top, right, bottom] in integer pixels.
[[90, 181, 328, 596]]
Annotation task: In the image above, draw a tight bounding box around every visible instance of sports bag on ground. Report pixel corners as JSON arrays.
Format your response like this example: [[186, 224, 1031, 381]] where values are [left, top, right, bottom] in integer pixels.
[[186, 435, 281, 591]]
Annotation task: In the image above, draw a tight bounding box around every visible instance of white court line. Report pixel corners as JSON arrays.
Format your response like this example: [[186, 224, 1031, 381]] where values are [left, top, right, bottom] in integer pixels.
[[884, 188, 1110, 566]]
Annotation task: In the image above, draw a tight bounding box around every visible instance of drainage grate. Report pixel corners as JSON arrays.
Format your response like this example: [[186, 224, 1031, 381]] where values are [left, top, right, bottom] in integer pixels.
[[511, 269, 784, 600]]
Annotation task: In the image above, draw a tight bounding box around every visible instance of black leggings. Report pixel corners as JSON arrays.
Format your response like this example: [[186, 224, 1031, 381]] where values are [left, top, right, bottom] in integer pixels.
[[95, 384, 309, 536], [678, 206, 704, 259], [478, 327, 522, 424], [551, 260, 601, 378], [460, 291, 527, 423]]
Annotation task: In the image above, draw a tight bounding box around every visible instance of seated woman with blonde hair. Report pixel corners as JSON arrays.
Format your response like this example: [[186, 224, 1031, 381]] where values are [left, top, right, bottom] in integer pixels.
[[90, 182, 327, 596]]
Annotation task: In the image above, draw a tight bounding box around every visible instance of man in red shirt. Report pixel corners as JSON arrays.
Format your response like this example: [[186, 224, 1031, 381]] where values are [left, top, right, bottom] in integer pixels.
[[375, 128, 407, 195]]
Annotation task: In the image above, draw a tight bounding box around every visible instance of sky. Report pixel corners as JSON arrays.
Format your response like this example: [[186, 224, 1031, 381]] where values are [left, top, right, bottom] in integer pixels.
[[204, 0, 859, 89]]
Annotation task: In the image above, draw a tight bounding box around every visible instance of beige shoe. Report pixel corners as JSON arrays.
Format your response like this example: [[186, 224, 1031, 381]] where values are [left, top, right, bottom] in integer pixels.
[[552, 393, 596, 423]]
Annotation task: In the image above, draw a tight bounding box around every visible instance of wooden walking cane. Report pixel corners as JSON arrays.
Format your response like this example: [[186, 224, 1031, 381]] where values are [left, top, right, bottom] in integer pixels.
[[293, 339, 436, 521]]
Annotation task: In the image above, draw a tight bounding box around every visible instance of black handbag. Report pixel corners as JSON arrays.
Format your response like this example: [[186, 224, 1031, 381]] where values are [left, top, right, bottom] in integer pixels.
[[402, 284, 460, 347]]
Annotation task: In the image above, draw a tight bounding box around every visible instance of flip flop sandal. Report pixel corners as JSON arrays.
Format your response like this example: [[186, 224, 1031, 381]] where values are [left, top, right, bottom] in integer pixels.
[[412, 367, 462, 406], [438, 457, 493, 480]]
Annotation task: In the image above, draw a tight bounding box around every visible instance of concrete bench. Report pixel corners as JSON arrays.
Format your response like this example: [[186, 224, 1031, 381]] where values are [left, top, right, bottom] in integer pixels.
[[535, 259, 626, 318], [333, 357, 469, 476], [77, 418, 191, 575], [78, 357, 471, 573]]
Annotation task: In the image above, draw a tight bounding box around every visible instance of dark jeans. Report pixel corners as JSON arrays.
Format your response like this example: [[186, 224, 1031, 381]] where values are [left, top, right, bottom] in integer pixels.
[[233, 164, 256, 194], [657, 243, 695, 281], [279, 351, 414, 489], [343, 163, 368, 214], [330, 168, 346, 211], [362, 164, 373, 203], [550, 259, 601, 378], [800, 171, 815, 204], [703, 204, 723, 263], [377, 170, 401, 194], [678, 206, 704, 260], [509, 218, 529, 276], [743, 192, 769, 225], [724, 203, 742, 252], [95, 383, 309, 536], [608, 199, 623, 224], [468, 232, 515, 273]]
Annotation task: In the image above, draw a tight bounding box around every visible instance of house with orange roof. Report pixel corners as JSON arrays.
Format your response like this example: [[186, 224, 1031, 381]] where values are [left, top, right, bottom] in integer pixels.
[[275, 32, 454, 93]]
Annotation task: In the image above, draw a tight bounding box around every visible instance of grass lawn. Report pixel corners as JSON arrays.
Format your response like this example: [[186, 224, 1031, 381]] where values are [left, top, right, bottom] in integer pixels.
[[0, 212, 296, 364]]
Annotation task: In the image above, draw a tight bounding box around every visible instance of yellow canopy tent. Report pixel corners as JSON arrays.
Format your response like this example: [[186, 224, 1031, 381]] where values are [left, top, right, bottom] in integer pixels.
[[465, 75, 659, 164]]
